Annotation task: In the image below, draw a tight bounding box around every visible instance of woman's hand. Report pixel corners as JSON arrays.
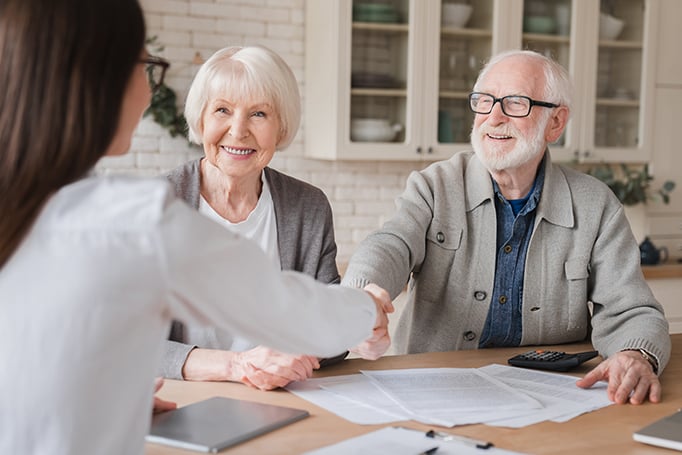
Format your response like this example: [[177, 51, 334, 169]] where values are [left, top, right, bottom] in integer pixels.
[[152, 377, 177, 414], [236, 347, 320, 390], [182, 346, 319, 390]]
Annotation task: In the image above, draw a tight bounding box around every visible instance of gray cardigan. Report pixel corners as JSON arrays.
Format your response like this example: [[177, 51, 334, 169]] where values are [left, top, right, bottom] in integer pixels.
[[343, 151, 671, 373], [160, 159, 340, 379]]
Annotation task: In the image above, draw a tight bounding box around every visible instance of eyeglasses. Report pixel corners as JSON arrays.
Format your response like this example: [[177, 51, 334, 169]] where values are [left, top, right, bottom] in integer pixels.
[[468, 92, 559, 118], [140, 55, 170, 91]]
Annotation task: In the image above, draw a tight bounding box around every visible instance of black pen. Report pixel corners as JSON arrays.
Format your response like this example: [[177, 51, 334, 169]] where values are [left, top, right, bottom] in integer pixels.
[[418, 447, 439, 455], [426, 429, 494, 450]]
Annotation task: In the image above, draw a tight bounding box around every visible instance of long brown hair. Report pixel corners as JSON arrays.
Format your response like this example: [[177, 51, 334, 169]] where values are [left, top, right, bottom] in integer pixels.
[[0, 0, 146, 268]]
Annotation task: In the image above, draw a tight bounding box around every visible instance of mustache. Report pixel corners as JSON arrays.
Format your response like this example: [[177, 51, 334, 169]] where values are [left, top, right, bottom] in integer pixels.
[[474, 123, 519, 138]]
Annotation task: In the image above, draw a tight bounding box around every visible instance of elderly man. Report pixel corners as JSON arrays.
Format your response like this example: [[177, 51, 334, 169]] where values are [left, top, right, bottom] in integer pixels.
[[343, 50, 670, 405]]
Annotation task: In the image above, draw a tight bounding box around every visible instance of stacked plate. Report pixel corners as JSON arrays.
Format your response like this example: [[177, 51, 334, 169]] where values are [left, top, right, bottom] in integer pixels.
[[353, 3, 400, 23]]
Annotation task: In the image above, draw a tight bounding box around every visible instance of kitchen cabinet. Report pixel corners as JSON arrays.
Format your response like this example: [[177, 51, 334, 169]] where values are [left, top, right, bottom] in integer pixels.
[[515, 0, 659, 163], [304, 0, 502, 161], [304, 0, 660, 162], [654, 0, 682, 85]]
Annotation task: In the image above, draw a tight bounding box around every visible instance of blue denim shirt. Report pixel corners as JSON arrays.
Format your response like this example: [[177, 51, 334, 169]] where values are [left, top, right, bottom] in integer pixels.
[[478, 158, 546, 348]]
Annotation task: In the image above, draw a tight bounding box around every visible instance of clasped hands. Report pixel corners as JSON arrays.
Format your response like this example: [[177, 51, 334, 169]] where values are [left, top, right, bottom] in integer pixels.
[[576, 350, 660, 404], [236, 283, 394, 390], [180, 283, 395, 391]]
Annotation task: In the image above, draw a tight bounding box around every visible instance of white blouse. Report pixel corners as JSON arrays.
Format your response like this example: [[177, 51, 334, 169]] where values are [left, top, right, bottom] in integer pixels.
[[0, 175, 375, 455]]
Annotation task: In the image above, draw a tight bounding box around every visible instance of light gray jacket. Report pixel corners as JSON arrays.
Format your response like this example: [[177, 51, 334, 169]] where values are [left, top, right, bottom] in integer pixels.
[[160, 159, 340, 379], [343, 151, 671, 372]]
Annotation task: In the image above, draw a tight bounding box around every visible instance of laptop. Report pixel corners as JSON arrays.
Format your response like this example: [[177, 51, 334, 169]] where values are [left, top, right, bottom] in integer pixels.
[[633, 409, 682, 451], [146, 396, 310, 453]]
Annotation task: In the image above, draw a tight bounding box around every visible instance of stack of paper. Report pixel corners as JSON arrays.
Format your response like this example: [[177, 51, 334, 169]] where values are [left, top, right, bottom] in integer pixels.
[[286, 364, 612, 428]]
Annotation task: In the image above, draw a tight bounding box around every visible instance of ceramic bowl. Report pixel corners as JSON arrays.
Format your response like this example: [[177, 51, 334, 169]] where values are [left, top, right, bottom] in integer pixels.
[[441, 4, 473, 28], [350, 119, 403, 142], [599, 13, 624, 40], [523, 15, 557, 34]]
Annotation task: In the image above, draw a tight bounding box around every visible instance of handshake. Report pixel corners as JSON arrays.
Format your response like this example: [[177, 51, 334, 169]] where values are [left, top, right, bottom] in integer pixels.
[[351, 283, 395, 361]]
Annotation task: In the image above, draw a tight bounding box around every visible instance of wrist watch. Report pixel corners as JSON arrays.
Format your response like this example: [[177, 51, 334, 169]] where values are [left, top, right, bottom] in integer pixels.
[[627, 348, 659, 374]]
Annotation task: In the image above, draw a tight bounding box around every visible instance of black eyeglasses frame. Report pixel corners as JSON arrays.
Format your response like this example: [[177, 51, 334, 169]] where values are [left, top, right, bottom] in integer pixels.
[[140, 55, 170, 91], [468, 92, 560, 118]]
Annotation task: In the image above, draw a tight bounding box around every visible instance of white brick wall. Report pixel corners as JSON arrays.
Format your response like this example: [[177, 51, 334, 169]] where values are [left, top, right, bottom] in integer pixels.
[[98, 0, 434, 265]]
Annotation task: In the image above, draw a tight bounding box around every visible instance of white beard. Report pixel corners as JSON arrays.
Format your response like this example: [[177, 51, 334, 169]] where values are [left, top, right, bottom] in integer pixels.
[[471, 115, 549, 172]]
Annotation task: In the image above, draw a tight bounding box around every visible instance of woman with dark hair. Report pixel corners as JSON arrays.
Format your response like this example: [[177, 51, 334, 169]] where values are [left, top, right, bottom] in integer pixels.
[[0, 0, 392, 453]]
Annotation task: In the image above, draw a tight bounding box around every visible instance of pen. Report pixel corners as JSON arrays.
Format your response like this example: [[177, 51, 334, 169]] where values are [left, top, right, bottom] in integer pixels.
[[418, 447, 439, 455], [426, 429, 494, 450]]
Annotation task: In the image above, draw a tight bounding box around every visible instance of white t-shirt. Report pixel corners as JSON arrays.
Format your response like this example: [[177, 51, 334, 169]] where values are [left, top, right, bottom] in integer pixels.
[[0, 175, 375, 455], [195, 172, 280, 352]]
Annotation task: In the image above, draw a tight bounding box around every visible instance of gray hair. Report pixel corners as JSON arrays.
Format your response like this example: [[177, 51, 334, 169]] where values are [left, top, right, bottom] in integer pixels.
[[473, 49, 573, 113], [184, 45, 301, 149]]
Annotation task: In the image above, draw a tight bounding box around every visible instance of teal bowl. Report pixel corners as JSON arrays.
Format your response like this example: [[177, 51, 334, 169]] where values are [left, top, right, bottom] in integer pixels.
[[523, 16, 557, 34]]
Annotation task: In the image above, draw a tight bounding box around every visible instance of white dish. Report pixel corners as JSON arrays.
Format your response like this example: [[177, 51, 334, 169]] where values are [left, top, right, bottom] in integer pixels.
[[599, 13, 624, 40], [351, 119, 403, 142], [441, 4, 472, 28]]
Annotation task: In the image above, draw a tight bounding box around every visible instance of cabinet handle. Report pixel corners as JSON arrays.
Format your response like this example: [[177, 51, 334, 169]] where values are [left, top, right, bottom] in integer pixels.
[[583, 150, 591, 158], [416, 146, 422, 154], [427, 146, 433, 154]]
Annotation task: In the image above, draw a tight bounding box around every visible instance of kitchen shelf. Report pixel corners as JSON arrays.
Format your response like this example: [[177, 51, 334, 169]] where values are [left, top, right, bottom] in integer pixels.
[[352, 22, 409, 32]]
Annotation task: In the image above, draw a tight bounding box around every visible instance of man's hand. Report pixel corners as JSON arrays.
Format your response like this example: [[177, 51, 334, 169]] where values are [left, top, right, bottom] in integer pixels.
[[576, 350, 661, 404], [350, 283, 394, 360], [152, 377, 177, 414]]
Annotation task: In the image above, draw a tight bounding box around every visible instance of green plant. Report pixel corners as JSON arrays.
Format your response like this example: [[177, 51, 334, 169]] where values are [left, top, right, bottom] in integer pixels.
[[144, 36, 189, 141], [588, 163, 675, 206], [145, 84, 188, 139]]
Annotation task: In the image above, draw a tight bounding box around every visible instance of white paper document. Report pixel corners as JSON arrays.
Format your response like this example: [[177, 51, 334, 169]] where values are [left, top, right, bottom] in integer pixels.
[[360, 368, 542, 426], [286, 374, 410, 425], [303, 426, 528, 455], [287, 365, 612, 429], [478, 364, 612, 427]]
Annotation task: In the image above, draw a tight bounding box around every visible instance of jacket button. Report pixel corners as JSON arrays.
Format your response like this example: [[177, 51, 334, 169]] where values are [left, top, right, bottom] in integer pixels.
[[463, 331, 476, 341], [474, 291, 487, 301], [436, 232, 445, 243]]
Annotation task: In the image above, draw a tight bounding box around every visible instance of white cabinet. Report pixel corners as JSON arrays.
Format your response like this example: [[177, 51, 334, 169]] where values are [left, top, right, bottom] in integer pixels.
[[304, 0, 660, 162], [304, 0, 502, 161], [514, 0, 659, 163], [655, 0, 682, 85]]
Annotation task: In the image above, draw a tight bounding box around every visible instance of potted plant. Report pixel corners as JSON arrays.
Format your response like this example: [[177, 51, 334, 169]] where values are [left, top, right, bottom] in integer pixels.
[[144, 37, 189, 141], [588, 163, 675, 206], [587, 163, 675, 245]]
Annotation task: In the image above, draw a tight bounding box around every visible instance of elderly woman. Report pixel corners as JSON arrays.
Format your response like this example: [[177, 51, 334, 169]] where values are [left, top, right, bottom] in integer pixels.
[[160, 46, 369, 391]]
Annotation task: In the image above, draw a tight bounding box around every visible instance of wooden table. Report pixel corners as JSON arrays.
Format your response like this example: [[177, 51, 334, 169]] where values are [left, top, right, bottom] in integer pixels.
[[147, 334, 682, 455]]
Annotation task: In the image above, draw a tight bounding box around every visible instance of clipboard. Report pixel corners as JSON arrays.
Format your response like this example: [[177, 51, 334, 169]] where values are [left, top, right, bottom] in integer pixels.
[[146, 396, 309, 453]]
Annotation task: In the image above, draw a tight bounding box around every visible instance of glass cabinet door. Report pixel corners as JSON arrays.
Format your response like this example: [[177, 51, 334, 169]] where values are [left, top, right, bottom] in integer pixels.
[[350, 0, 410, 145], [437, 0, 494, 145], [594, 0, 645, 150], [520, 0, 574, 152]]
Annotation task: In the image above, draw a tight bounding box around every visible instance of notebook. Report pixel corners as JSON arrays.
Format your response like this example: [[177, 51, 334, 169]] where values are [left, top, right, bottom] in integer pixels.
[[633, 409, 682, 451], [146, 396, 310, 453]]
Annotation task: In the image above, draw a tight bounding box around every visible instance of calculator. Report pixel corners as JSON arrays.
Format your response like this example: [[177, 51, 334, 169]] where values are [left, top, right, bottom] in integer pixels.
[[507, 349, 599, 371]]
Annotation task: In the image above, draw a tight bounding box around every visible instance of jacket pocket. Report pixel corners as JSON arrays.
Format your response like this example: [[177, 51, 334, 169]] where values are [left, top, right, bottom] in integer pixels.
[[564, 258, 590, 332], [425, 223, 462, 251]]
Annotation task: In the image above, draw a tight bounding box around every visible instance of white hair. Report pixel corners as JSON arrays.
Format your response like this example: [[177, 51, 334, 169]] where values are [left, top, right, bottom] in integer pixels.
[[473, 49, 573, 112], [184, 45, 301, 149]]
